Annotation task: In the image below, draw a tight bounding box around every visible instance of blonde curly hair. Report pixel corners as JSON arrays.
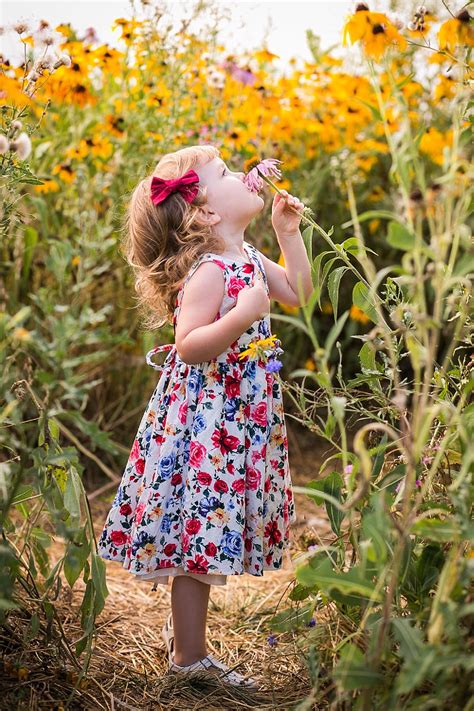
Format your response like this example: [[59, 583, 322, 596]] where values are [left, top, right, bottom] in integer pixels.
[[121, 144, 227, 331]]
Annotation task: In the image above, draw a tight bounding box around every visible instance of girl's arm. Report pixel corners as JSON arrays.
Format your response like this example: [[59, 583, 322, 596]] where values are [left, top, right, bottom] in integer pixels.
[[175, 262, 257, 365], [257, 234, 313, 308]]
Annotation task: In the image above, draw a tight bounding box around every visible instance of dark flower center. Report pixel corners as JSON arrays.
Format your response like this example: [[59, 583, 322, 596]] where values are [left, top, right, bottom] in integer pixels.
[[356, 2, 369, 11], [372, 23, 385, 35], [409, 188, 423, 202], [456, 10, 471, 22]]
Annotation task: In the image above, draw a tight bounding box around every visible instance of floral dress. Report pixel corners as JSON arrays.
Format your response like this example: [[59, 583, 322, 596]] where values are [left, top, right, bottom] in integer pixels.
[[97, 240, 297, 586]]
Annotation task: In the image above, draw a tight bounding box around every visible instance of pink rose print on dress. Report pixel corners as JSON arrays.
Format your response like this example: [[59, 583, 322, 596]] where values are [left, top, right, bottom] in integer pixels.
[[251, 402, 267, 427], [130, 438, 140, 461], [246, 466, 261, 490], [188, 554, 209, 574], [232, 478, 246, 494], [185, 518, 201, 535], [134, 501, 146, 526], [178, 400, 188, 424], [189, 441, 206, 467], [227, 275, 247, 299], [211, 426, 240, 455]]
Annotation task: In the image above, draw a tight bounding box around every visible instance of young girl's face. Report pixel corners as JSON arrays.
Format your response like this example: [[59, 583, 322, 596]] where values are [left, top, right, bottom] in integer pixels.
[[196, 156, 264, 226]]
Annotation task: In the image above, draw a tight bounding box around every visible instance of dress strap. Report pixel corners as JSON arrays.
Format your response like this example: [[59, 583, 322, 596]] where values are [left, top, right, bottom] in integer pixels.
[[246, 244, 269, 295], [146, 343, 176, 371]]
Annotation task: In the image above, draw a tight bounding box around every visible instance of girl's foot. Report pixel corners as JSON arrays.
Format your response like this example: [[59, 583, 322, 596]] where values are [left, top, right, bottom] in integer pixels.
[[168, 652, 259, 689], [162, 612, 259, 688]]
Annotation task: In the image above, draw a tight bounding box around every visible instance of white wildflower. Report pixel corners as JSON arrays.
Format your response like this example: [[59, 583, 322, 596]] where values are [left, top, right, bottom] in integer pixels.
[[9, 132, 32, 160], [13, 20, 32, 35]]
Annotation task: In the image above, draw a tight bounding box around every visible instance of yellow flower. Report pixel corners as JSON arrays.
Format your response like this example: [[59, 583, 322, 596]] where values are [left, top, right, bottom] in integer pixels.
[[369, 219, 381, 234], [304, 357, 316, 371], [343, 7, 407, 60], [350, 304, 370, 324], [238, 335, 278, 360], [12, 327, 31, 342], [34, 179, 60, 194], [253, 49, 280, 63], [438, 11, 474, 53], [433, 75, 455, 102], [51, 164, 75, 183], [419, 127, 453, 166]]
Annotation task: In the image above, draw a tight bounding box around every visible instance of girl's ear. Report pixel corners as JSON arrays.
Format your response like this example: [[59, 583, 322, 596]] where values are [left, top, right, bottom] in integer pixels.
[[195, 204, 221, 226]]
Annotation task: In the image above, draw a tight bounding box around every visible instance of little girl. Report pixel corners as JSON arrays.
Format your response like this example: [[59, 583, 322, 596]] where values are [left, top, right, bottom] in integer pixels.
[[97, 144, 311, 688]]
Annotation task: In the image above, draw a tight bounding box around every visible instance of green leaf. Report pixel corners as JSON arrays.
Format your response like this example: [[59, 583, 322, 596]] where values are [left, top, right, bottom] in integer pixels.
[[302, 224, 314, 264], [341, 210, 399, 230], [352, 281, 378, 324], [387, 221, 416, 250], [413, 518, 461, 542], [91, 553, 109, 616], [64, 530, 90, 588], [325, 310, 349, 356], [328, 266, 348, 320], [324, 472, 345, 536], [333, 643, 383, 690], [296, 558, 381, 604], [64, 466, 83, 522]]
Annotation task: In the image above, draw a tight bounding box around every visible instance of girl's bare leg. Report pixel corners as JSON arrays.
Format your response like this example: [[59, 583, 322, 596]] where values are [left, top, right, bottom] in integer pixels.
[[171, 576, 210, 666]]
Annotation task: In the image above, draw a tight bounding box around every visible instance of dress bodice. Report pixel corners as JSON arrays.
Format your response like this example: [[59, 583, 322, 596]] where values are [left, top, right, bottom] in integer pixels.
[[146, 241, 277, 372]]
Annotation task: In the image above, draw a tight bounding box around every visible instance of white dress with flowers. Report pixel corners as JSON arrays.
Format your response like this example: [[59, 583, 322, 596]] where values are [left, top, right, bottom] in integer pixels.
[[97, 240, 297, 586]]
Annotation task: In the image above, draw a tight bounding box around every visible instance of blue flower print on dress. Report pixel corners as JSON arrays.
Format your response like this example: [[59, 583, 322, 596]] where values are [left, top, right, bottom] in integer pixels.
[[224, 398, 240, 421], [160, 514, 172, 533], [192, 413, 207, 436], [187, 369, 203, 394], [199, 496, 221, 517], [221, 530, 243, 558], [159, 452, 176, 479]]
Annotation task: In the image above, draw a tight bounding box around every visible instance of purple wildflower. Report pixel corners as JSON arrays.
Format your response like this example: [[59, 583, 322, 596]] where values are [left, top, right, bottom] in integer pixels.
[[344, 464, 353, 474], [267, 634, 278, 647], [415, 479, 422, 488], [265, 358, 283, 373], [307, 618, 316, 628], [243, 158, 283, 192]]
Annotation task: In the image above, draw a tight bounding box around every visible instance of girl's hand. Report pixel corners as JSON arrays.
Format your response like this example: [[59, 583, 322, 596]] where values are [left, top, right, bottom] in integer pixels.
[[235, 281, 270, 321], [271, 190, 305, 238]]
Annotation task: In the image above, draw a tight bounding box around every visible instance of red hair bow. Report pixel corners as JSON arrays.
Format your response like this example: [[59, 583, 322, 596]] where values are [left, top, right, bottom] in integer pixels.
[[150, 169, 200, 205]]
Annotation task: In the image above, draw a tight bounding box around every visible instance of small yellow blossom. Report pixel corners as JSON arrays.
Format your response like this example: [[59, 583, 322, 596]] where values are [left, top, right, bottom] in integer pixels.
[[350, 304, 370, 324], [12, 327, 31, 342]]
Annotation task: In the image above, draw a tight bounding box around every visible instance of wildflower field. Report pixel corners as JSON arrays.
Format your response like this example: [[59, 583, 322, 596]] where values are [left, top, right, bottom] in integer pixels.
[[1, 1, 473, 709]]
